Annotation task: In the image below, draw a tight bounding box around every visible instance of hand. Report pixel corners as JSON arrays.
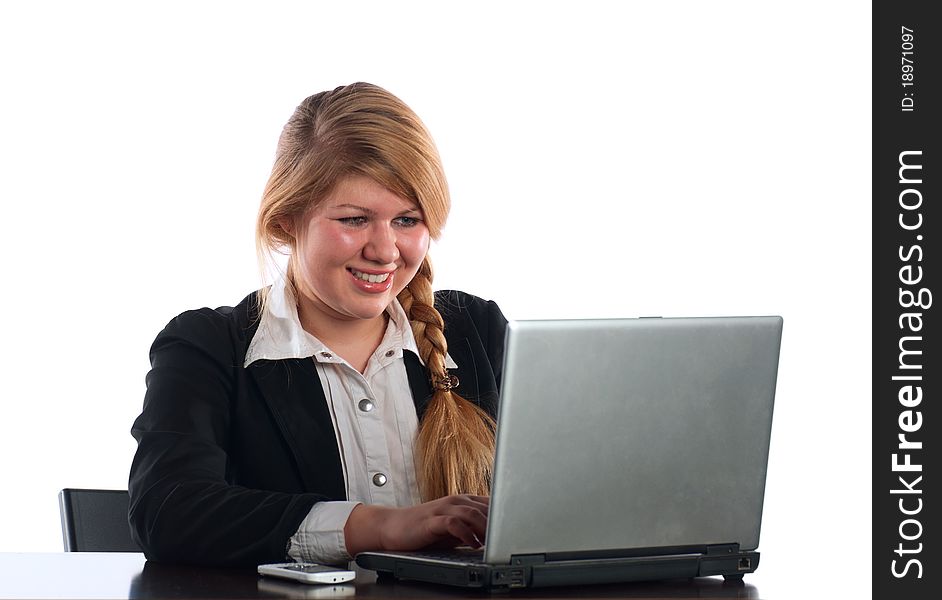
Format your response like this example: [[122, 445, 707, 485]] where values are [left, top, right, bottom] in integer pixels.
[[344, 495, 489, 556]]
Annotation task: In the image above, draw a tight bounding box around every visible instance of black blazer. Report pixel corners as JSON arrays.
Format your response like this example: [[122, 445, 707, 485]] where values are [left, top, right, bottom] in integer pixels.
[[128, 290, 506, 567]]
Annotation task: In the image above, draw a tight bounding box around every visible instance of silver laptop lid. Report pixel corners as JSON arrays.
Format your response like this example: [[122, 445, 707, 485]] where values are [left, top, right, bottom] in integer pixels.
[[484, 316, 782, 564]]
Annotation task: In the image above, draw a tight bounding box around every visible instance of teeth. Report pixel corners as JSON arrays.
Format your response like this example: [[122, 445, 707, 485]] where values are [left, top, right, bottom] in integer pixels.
[[352, 270, 390, 283]]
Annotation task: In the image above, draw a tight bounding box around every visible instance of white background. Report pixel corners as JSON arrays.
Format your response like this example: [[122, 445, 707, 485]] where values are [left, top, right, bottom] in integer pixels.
[[0, 1, 870, 597]]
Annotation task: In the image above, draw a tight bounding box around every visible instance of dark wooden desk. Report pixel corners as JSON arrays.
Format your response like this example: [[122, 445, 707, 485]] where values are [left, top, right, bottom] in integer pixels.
[[0, 553, 761, 599]]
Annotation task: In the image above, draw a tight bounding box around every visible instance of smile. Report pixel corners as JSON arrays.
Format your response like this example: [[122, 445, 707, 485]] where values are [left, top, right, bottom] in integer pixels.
[[350, 269, 391, 283]]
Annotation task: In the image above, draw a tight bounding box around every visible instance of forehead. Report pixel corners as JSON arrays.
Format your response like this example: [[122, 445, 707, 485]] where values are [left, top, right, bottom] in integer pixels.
[[319, 175, 420, 213]]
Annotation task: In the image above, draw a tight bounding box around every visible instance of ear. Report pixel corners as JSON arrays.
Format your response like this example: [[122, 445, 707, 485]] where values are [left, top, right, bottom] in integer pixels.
[[278, 217, 295, 237]]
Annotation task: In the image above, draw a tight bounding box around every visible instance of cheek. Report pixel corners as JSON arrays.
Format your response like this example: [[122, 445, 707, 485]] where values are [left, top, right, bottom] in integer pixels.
[[331, 230, 363, 255], [303, 226, 361, 263], [400, 229, 430, 266]]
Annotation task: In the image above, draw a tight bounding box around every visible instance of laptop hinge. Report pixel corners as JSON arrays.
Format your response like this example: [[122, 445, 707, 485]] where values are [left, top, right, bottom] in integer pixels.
[[509, 553, 546, 566], [704, 543, 741, 556]]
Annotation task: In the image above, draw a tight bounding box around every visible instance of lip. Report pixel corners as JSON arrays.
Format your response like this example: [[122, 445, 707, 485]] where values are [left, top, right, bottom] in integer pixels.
[[348, 267, 395, 293], [349, 267, 395, 276]]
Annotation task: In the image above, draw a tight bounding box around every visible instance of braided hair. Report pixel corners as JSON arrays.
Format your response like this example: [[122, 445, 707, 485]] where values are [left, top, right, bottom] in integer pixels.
[[397, 258, 496, 499]]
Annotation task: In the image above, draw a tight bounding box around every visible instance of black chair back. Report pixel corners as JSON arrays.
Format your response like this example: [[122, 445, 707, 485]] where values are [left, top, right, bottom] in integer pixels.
[[58, 488, 140, 552]]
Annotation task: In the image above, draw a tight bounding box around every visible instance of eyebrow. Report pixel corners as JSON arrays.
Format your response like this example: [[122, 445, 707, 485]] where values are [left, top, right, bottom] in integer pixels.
[[330, 203, 422, 216]]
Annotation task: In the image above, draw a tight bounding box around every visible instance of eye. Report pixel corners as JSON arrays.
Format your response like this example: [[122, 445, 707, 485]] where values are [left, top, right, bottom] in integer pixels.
[[394, 216, 422, 227], [336, 216, 368, 227]]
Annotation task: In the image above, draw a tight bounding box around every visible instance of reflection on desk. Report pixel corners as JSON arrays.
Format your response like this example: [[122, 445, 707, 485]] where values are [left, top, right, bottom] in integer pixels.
[[0, 553, 760, 599]]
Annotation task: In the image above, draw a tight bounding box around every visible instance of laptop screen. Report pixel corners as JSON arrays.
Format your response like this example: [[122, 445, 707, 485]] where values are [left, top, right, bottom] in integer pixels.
[[485, 316, 782, 564]]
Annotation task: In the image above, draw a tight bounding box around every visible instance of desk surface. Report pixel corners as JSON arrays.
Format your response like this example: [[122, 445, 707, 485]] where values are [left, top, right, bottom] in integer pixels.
[[0, 553, 762, 599]]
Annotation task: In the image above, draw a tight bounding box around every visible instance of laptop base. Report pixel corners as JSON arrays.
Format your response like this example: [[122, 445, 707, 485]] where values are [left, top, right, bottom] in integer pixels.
[[356, 547, 759, 590]]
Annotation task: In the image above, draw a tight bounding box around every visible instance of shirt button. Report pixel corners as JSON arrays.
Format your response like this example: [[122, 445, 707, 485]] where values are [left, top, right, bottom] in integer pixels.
[[358, 398, 374, 412], [384, 349, 395, 358], [372, 473, 388, 487], [320, 352, 332, 359]]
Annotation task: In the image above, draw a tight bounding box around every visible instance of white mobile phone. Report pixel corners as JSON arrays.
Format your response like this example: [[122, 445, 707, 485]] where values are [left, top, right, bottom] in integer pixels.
[[257, 562, 356, 585]]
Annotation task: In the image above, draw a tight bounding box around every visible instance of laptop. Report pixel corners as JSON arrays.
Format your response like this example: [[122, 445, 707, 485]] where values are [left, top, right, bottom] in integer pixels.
[[356, 316, 783, 589]]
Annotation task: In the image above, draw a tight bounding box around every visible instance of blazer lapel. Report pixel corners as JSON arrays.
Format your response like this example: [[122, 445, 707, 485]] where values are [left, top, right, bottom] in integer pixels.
[[404, 351, 433, 420], [248, 358, 346, 500]]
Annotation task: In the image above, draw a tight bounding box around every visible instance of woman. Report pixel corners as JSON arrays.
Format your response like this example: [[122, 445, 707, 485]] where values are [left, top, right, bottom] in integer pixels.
[[128, 83, 507, 567]]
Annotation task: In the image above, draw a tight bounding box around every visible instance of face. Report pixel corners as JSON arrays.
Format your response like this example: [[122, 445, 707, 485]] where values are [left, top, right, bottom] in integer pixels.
[[291, 175, 430, 328]]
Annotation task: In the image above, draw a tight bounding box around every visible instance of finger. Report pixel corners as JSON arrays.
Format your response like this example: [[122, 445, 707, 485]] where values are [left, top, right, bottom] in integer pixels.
[[436, 499, 488, 525], [459, 504, 488, 536], [436, 515, 482, 548], [446, 495, 489, 514], [461, 498, 489, 516], [441, 504, 487, 544]]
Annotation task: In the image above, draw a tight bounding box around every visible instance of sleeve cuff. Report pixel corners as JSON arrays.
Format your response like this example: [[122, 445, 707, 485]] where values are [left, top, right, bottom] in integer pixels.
[[287, 501, 361, 565]]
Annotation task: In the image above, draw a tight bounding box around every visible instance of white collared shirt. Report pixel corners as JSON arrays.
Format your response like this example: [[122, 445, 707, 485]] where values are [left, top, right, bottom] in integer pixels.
[[244, 275, 455, 564]]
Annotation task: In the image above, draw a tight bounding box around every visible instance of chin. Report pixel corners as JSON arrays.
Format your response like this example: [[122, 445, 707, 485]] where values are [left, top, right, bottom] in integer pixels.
[[346, 299, 394, 320]]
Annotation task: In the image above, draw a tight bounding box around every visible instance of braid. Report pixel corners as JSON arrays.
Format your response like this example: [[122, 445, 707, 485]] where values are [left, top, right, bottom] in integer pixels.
[[399, 257, 497, 500]]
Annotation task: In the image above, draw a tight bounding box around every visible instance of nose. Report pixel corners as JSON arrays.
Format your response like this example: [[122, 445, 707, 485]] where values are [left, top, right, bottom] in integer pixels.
[[362, 222, 400, 265]]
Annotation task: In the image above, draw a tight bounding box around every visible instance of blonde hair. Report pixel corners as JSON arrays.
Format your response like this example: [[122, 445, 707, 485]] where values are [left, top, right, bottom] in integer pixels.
[[256, 83, 495, 500]]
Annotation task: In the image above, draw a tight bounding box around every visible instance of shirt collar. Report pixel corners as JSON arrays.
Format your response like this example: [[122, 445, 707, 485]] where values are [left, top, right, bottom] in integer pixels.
[[244, 274, 456, 370]]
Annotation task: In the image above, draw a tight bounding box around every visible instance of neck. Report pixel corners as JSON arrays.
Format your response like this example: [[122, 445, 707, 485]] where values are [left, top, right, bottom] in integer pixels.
[[299, 304, 387, 346], [295, 297, 390, 373]]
